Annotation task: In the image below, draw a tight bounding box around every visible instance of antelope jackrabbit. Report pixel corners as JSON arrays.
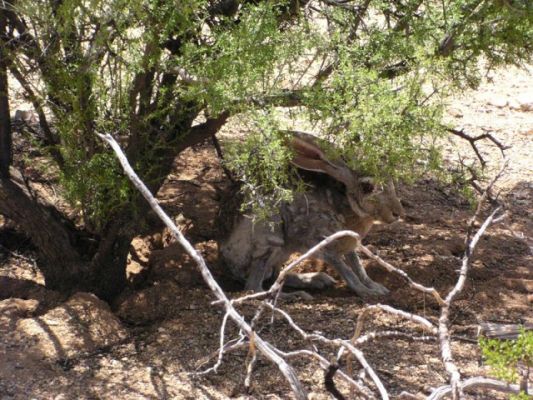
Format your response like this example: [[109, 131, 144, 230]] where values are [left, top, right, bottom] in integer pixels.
[[220, 132, 405, 297]]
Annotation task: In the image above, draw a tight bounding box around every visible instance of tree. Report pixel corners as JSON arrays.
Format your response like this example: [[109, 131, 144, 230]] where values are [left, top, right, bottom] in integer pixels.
[[0, 0, 531, 300]]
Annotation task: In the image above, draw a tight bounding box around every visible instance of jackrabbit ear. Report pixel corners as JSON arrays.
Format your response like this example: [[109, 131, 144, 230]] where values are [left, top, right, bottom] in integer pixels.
[[290, 136, 335, 173], [288, 132, 357, 190]]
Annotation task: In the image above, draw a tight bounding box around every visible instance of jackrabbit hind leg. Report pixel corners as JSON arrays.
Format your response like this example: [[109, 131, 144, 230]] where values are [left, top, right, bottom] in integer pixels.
[[283, 272, 337, 290]]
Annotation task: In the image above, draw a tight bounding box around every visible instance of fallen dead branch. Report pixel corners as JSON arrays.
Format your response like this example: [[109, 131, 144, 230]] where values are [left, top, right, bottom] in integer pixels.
[[427, 376, 533, 400], [436, 206, 504, 399], [99, 133, 308, 399], [100, 131, 513, 400]]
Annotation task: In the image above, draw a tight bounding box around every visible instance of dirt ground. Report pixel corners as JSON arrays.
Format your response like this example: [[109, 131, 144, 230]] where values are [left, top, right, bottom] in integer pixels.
[[1, 65, 532, 399]]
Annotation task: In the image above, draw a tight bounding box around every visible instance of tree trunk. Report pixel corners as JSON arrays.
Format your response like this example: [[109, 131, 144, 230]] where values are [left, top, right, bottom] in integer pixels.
[[0, 175, 85, 290], [0, 9, 12, 178], [0, 176, 134, 300], [0, 94, 227, 301]]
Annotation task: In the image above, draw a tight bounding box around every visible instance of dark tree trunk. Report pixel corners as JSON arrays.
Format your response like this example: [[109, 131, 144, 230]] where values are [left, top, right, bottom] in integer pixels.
[[0, 9, 12, 178], [0, 175, 134, 300], [0, 118, 228, 301], [0, 13, 229, 300], [0, 175, 85, 290]]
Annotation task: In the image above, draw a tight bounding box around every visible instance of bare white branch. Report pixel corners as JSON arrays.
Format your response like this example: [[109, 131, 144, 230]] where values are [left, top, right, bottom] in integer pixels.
[[428, 376, 533, 399], [98, 133, 308, 400], [438, 207, 503, 399], [359, 245, 446, 305], [197, 311, 231, 375]]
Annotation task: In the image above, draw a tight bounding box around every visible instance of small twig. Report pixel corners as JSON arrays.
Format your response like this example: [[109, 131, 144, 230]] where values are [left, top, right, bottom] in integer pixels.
[[211, 134, 235, 182], [244, 331, 257, 393], [447, 128, 510, 167], [359, 246, 446, 306], [194, 338, 247, 372], [196, 311, 230, 375], [428, 376, 533, 400], [356, 304, 438, 335]]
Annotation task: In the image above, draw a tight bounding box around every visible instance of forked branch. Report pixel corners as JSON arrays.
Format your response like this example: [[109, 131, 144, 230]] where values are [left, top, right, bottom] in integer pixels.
[[100, 130, 512, 400], [98, 133, 308, 400], [447, 127, 510, 167]]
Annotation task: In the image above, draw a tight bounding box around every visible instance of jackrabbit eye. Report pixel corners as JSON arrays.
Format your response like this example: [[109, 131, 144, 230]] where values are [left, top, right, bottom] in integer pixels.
[[360, 181, 375, 194]]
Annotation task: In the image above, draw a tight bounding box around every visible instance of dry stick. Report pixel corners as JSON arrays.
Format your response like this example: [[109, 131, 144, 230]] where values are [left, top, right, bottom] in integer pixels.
[[353, 331, 435, 346], [436, 156, 508, 400], [195, 338, 247, 372], [447, 128, 509, 167], [196, 310, 231, 375], [355, 304, 438, 336], [264, 303, 379, 397], [98, 133, 308, 400], [437, 206, 503, 400], [358, 246, 446, 306], [427, 377, 533, 400]]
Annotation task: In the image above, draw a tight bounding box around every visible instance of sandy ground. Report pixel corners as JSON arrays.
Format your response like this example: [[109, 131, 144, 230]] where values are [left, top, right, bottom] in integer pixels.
[[0, 65, 532, 399]]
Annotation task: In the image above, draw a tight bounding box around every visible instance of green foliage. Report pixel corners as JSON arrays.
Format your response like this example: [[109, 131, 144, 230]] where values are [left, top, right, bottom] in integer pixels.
[[61, 153, 133, 229], [224, 111, 300, 220], [8, 0, 533, 228], [479, 329, 533, 400], [179, 1, 315, 114]]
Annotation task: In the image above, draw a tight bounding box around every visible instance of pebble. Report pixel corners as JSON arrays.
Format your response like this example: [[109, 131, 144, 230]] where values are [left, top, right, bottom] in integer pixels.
[[516, 93, 533, 111], [487, 96, 508, 108], [447, 108, 463, 118]]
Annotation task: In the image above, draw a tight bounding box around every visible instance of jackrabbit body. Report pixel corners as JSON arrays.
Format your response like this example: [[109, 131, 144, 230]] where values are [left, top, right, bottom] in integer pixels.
[[220, 132, 405, 297]]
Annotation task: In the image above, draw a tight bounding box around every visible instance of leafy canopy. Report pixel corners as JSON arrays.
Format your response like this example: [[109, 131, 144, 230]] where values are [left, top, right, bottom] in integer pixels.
[[7, 0, 533, 223]]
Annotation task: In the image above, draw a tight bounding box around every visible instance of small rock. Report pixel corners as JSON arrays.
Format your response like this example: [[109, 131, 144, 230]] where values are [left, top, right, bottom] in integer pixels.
[[517, 93, 533, 111], [487, 96, 508, 108], [15, 292, 128, 361], [447, 108, 463, 118], [527, 294, 533, 304]]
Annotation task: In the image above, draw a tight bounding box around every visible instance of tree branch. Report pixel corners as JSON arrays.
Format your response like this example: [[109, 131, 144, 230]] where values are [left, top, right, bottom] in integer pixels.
[[99, 133, 308, 400], [447, 127, 510, 168], [428, 376, 533, 400]]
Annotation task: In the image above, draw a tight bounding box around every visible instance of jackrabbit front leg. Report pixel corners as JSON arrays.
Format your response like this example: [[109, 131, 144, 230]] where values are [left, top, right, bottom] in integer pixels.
[[344, 252, 389, 295], [323, 253, 382, 296]]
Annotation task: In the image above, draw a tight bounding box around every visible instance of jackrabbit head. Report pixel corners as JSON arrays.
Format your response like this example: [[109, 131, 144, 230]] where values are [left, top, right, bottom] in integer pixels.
[[288, 131, 404, 223], [289, 131, 372, 218], [362, 180, 405, 224]]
